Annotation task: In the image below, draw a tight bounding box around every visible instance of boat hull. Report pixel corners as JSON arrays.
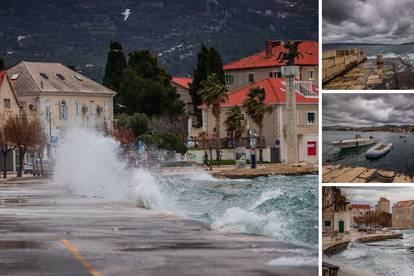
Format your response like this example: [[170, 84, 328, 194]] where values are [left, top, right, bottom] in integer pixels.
[[366, 143, 393, 159], [331, 139, 377, 149]]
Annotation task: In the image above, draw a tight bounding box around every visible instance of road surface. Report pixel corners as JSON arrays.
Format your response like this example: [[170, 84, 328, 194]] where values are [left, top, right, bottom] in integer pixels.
[[0, 178, 317, 275]]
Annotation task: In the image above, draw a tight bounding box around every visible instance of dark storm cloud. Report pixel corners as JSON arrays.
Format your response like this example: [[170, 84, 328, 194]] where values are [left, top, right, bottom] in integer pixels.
[[322, 94, 414, 127], [323, 0, 414, 44]]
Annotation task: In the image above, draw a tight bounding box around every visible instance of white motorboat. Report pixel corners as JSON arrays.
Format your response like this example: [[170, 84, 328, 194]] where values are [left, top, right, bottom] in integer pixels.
[[366, 143, 393, 159], [330, 135, 377, 149]]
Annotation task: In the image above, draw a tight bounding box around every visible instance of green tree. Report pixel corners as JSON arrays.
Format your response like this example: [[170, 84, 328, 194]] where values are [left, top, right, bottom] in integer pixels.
[[0, 57, 5, 70], [138, 132, 187, 155], [225, 106, 245, 149], [119, 50, 184, 117], [243, 87, 272, 162], [189, 46, 225, 126], [103, 41, 127, 114], [116, 113, 150, 137], [119, 69, 184, 117], [199, 73, 228, 160]]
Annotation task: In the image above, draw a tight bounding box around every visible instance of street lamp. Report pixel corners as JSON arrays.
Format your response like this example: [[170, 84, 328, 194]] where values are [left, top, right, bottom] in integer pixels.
[[249, 129, 258, 169]]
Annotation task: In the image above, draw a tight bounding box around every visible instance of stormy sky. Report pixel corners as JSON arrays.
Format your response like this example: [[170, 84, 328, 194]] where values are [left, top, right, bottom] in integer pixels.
[[323, 94, 414, 127], [323, 0, 414, 44], [342, 187, 414, 211]]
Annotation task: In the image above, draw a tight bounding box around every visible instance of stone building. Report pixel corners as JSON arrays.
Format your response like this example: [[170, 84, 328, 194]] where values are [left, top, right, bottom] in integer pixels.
[[349, 204, 372, 227], [322, 187, 351, 235], [1, 61, 116, 163], [0, 71, 22, 173], [223, 40, 318, 92], [376, 197, 390, 214], [392, 200, 414, 228], [201, 78, 318, 163], [170, 77, 193, 113], [5, 62, 116, 138]]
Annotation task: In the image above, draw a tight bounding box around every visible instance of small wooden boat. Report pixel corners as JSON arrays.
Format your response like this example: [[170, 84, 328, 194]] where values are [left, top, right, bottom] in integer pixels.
[[330, 135, 377, 149], [366, 143, 393, 159]]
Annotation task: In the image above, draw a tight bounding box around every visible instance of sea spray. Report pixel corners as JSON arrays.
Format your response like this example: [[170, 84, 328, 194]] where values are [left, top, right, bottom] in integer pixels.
[[53, 127, 163, 209]]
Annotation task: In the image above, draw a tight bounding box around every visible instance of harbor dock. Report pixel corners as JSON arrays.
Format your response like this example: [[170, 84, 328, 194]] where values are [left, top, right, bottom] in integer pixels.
[[323, 49, 414, 89], [323, 164, 412, 183]]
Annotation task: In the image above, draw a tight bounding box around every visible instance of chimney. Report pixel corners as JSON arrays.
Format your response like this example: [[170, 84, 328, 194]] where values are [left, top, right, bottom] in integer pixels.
[[265, 40, 273, 57]]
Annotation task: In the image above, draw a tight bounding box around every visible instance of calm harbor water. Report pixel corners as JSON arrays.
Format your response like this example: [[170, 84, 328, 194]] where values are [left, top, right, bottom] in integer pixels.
[[323, 131, 414, 174], [324, 44, 414, 61], [331, 230, 414, 276], [156, 173, 318, 249]]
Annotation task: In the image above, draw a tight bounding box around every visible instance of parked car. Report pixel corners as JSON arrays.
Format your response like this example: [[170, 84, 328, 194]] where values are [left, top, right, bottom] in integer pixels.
[[23, 162, 34, 174]]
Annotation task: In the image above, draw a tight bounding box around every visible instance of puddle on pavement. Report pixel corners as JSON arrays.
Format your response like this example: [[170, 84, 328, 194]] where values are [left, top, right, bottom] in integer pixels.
[[0, 198, 27, 205], [0, 240, 41, 249]]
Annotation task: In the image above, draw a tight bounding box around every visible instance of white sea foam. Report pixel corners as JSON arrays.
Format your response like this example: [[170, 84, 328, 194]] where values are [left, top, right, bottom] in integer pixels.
[[267, 256, 318, 266], [53, 127, 163, 209]]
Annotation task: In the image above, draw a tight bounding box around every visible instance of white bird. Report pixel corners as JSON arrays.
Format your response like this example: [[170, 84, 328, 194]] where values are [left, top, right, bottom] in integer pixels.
[[122, 9, 132, 22]]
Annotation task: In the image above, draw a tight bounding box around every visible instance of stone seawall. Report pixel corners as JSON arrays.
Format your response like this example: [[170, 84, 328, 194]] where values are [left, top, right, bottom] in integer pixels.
[[322, 48, 367, 83], [358, 233, 403, 243]]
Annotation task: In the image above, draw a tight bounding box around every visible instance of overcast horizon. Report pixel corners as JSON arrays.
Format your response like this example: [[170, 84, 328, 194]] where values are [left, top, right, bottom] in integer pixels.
[[323, 94, 414, 127], [342, 187, 414, 212], [323, 0, 414, 44]]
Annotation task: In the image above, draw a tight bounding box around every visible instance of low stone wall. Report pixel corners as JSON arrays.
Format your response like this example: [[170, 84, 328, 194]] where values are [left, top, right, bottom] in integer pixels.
[[358, 233, 403, 243], [322, 48, 367, 83], [323, 240, 350, 256]]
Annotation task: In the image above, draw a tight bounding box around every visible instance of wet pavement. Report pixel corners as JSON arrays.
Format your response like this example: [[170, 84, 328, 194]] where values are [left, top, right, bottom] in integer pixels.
[[0, 178, 317, 276]]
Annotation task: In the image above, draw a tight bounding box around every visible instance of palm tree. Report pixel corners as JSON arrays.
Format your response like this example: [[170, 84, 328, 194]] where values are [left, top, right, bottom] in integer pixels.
[[243, 87, 272, 162], [199, 73, 228, 161], [225, 106, 245, 149]]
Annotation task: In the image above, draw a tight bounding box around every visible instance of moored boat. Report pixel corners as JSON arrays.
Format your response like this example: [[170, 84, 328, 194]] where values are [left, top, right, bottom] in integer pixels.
[[366, 143, 393, 159], [330, 135, 377, 149]]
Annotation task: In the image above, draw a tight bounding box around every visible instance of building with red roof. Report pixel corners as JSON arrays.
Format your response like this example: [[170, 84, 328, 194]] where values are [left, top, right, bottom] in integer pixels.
[[170, 77, 193, 113], [349, 204, 372, 227], [393, 200, 414, 228], [0, 70, 22, 125], [201, 78, 318, 163], [223, 40, 318, 92]]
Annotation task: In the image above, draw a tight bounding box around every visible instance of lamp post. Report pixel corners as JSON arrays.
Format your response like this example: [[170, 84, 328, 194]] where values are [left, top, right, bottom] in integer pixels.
[[46, 109, 52, 159]]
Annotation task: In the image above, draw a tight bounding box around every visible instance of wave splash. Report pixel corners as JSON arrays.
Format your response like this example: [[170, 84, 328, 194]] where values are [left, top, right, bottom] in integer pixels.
[[53, 127, 163, 209]]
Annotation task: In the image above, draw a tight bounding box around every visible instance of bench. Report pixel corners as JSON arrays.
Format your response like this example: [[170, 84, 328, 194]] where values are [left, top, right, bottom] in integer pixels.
[[322, 261, 339, 276]]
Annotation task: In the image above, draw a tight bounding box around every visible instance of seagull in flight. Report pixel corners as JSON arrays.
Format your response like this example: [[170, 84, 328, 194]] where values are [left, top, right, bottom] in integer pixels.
[[122, 9, 132, 22]]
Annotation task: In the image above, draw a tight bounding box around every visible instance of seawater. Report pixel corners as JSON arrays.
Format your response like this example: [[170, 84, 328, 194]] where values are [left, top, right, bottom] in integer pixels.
[[324, 44, 414, 62], [331, 230, 414, 276], [53, 128, 318, 249], [323, 131, 414, 174]]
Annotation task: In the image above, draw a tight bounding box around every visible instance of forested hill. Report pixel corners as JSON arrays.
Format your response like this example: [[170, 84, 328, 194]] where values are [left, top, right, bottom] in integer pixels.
[[0, 0, 317, 82]]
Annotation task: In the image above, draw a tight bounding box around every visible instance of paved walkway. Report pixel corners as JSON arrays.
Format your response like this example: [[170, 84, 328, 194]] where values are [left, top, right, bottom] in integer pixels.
[[0, 178, 317, 275], [323, 164, 412, 183]]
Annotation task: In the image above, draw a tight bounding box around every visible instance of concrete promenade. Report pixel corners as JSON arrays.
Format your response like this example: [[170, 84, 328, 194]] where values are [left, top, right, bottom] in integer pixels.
[[158, 164, 318, 179], [323, 164, 412, 183], [0, 178, 317, 276]]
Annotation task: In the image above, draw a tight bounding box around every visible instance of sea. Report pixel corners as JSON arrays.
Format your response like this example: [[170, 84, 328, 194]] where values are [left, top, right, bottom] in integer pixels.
[[331, 230, 414, 276], [53, 127, 319, 251], [324, 44, 414, 61], [323, 131, 414, 174]]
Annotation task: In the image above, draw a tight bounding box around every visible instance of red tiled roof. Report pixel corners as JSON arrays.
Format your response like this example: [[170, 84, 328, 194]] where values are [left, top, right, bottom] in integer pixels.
[[379, 197, 390, 202], [171, 77, 192, 90], [350, 204, 371, 210], [224, 41, 318, 70], [0, 71, 6, 86], [394, 200, 414, 208], [219, 78, 318, 108]]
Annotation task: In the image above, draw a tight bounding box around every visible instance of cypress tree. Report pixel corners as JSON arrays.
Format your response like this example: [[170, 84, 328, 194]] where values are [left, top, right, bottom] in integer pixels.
[[103, 41, 127, 92], [189, 45, 225, 126], [0, 57, 5, 70]]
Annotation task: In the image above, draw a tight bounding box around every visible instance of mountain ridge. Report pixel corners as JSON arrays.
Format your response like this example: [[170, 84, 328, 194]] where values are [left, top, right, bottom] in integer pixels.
[[0, 0, 317, 82]]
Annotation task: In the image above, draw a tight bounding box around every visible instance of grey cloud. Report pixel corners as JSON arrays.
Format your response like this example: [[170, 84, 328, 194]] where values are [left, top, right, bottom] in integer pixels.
[[323, 0, 414, 44], [323, 94, 414, 127]]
